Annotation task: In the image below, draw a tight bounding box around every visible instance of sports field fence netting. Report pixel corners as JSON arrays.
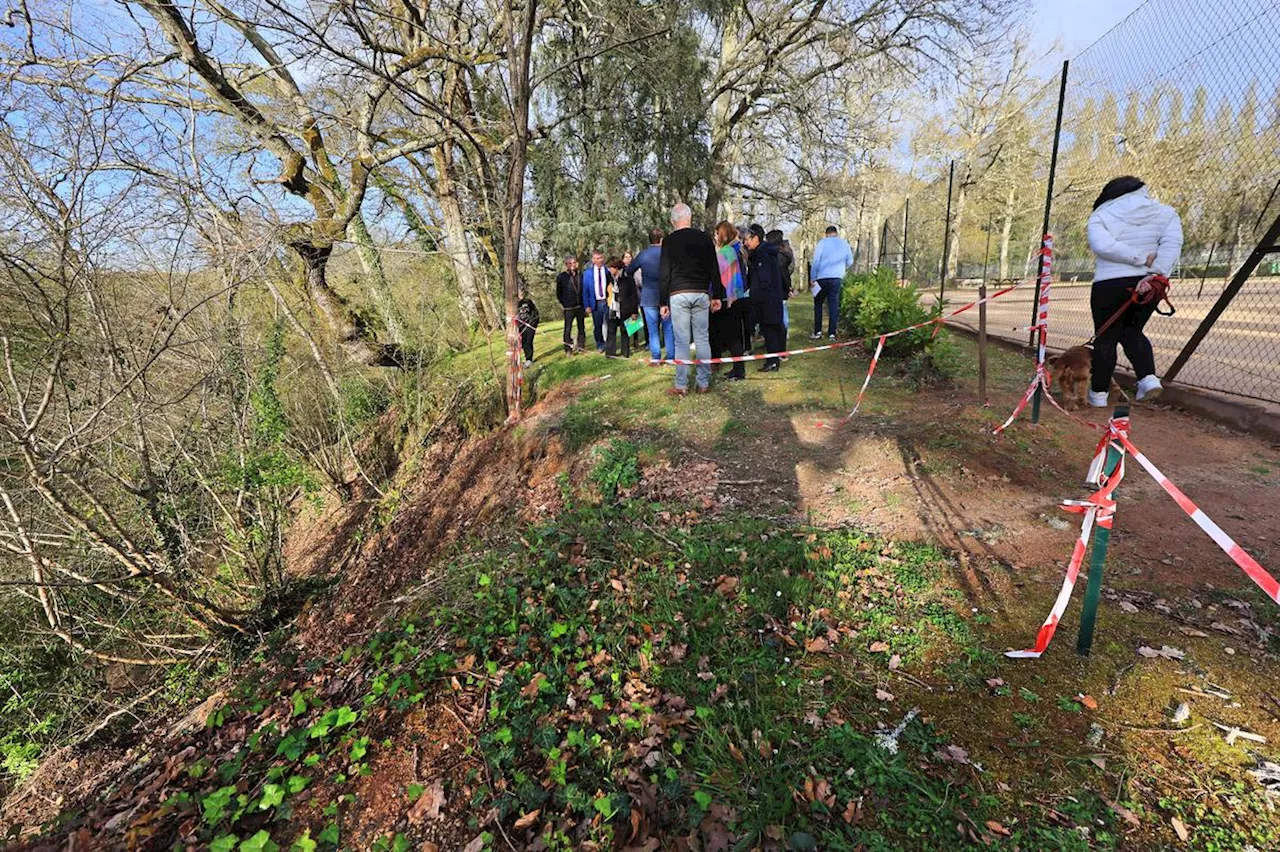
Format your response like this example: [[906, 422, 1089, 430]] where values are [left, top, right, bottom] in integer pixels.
[[845, 0, 1280, 405]]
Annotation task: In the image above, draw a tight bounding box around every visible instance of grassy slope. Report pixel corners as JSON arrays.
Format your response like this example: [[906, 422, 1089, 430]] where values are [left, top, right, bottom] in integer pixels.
[[13, 300, 1280, 851]]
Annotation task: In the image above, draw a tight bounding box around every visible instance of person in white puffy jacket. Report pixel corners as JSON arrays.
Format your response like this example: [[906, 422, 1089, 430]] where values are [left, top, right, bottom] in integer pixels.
[[1085, 176, 1183, 406]]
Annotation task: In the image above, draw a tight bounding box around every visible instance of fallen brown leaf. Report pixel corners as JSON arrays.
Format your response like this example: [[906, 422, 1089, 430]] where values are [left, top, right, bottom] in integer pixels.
[[805, 637, 829, 653], [1079, 694, 1098, 710], [869, 641, 890, 653], [888, 654, 901, 670], [984, 820, 1011, 837], [520, 672, 547, 698], [875, 688, 895, 702], [1171, 816, 1189, 842], [408, 778, 445, 823], [1106, 799, 1141, 828], [513, 809, 541, 830], [715, 575, 740, 595]]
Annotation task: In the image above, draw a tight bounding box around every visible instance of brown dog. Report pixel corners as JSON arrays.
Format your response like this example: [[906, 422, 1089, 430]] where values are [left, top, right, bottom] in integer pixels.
[[1048, 345, 1128, 409]]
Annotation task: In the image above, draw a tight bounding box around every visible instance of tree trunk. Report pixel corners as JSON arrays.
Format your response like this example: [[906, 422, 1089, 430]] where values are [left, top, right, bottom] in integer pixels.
[[292, 240, 399, 366], [704, 15, 741, 222], [434, 144, 494, 330], [999, 184, 1016, 279], [948, 184, 967, 280], [347, 213, 408, 343], [502, 0, 537, 422]]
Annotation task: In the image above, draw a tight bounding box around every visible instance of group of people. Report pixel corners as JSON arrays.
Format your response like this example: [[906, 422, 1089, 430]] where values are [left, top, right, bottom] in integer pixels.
[[544, 204, 856, 396]]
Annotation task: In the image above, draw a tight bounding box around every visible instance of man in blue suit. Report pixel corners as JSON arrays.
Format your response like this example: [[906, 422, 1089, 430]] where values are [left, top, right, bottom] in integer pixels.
[[624, 228, 672, 360], [582, 249, 613, 352]]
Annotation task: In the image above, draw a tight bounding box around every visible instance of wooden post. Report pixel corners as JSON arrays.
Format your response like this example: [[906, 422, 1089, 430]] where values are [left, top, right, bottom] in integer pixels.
[[979, 215, 992, 406], [978, 284, 988, 406]]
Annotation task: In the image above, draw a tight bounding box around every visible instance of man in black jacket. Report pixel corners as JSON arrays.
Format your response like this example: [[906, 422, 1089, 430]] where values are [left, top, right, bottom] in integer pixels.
[[746, 224, 785, 372], [659, 203, 722, 395], [555, 255, 585, 354], [769, 230, 794, 344]]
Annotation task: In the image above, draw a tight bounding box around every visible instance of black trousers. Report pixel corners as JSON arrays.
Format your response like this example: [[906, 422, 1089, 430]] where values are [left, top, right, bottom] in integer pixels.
[[761, 322, 785, 368], [714, 299, 750, 377], [605, 315, 631, 357], [520, 327, 535, 362], [1090, 276, 1157, 392], [562, 307, 585, 352]]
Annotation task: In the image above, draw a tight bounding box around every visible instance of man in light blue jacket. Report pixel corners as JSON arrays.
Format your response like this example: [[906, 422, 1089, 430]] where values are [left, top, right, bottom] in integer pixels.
[[808, 225, 855, 340]]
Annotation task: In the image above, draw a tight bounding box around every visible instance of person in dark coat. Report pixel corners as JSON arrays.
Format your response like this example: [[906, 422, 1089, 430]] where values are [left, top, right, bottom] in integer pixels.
[[555, 256, 585, 354], [516, 282, 540, 366], [744, 224, 785, 372], [769, 230, 794, 344], [604, 256, 639, 357]]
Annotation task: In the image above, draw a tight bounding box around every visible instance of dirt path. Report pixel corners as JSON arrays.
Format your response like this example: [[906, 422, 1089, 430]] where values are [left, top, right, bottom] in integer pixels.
[[698, 360, 1279, 608]]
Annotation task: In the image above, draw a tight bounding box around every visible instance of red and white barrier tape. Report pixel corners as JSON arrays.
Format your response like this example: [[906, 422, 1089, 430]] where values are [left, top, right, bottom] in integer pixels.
[[1117, 434, 1280, 604], [1008, 415, 1278, 658], [1006, 415, 1129, 658], [993, 236, 1054, 435], [805, 277, 1030, 429], [816, 335, 885, 429], [993, 368, 1048, 435]]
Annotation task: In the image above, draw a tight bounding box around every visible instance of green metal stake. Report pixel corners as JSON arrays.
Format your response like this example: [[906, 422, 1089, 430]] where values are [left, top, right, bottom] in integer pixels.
[[1030, 371, 1043, 424], [1076, 407, 1128, 655]]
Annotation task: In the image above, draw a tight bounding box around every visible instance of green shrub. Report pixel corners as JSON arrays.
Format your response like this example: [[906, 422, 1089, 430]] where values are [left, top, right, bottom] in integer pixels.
[[840, 266, 939, 357]]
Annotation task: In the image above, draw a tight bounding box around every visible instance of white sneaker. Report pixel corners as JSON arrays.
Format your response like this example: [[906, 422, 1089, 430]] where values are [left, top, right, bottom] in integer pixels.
[[524, 360, 534, 368], [1136, 375, 1163, 401], [1087, 390, 1109, 408], [809, 332, 822, 340]]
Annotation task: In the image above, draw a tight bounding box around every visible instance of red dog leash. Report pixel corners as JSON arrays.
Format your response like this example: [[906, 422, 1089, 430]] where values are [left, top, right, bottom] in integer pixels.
[[1086, 274, 1175, 345]]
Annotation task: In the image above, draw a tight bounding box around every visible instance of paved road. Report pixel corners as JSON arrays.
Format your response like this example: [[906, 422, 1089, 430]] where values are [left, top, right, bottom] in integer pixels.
[[930, 277, 1280, 405]]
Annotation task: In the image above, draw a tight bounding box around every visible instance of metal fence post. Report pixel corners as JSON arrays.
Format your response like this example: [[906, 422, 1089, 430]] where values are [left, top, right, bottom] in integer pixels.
[[940, 160, 955, 302], [979, 283, 989, 405], [1030, 60, 1069, 425], [979, 215, 993, 406], [1077, 406, 1127, 656], [1164, 210, 1280, 385], [901, 199, 909, 282], [880, 219, 888, 268]]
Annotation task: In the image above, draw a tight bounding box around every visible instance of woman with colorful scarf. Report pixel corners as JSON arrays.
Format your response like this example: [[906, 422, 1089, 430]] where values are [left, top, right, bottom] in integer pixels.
[[713, 220, 749, 381]]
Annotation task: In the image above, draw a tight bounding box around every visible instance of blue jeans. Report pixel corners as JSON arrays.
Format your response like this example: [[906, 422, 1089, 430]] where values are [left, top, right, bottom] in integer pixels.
[[782, 302, 789, 334], [669, 292, 711, 390], [814, 278, 842, 336], [590, 304, 607, 350], [642, 305, 674, 360]]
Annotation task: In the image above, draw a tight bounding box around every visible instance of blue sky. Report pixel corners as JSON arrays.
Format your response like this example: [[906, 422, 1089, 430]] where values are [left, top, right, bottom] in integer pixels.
[[1029, 0, 1144, 75]]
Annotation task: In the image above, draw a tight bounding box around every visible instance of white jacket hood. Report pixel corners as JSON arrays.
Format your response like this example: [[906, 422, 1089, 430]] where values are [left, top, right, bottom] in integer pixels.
[[1087, 186, 1183, 280], [1096, 186, 1167, 230]]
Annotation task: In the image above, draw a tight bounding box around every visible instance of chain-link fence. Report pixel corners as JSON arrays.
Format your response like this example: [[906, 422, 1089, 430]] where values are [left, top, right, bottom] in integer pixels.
[[857, 0, 1280, 405]]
